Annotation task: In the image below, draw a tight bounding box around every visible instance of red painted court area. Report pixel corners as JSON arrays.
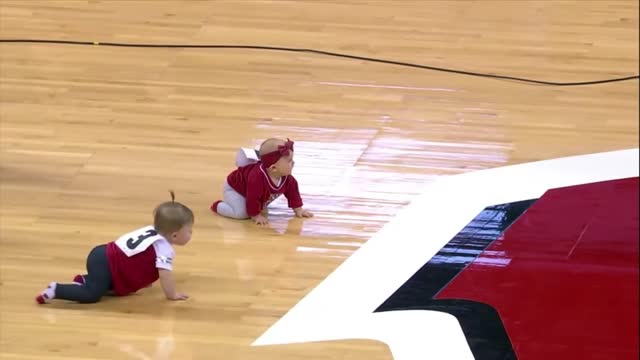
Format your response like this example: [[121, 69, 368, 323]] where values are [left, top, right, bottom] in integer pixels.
[[437, 177, 639, 360]]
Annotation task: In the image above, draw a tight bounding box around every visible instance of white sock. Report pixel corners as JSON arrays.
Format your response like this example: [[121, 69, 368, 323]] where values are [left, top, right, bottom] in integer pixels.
[[39, 282, 57, 303]]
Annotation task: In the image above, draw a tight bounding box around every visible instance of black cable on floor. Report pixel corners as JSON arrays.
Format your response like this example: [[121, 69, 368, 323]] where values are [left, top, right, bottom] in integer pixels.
[[1, 39, 638, 86]]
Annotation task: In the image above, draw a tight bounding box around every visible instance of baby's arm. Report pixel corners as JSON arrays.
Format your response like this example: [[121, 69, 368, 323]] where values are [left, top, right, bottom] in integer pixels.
[[246, 175, 269, 225], [285, 177, 313, 218], [153, 241, 186, 300], [158, 269, 188, 300]]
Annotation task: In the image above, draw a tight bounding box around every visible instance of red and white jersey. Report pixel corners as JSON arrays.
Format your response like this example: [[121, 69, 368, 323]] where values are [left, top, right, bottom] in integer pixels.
[[106, 225, 175, 296], [226, 162, 303, 217]]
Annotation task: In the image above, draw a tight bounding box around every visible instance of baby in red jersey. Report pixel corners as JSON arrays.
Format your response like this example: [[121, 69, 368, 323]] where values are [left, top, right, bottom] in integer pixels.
[[210, 138, 313, 225], [36, 191, 193, 304]]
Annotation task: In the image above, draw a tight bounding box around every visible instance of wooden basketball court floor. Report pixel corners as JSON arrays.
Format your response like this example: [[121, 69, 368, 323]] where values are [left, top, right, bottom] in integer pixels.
[[0, 1, 638, 359]]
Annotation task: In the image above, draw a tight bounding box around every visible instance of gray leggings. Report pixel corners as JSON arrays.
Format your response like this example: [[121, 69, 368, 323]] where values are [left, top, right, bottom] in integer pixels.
[[215, 181, 250, 219], [55, 244, 112, 303]]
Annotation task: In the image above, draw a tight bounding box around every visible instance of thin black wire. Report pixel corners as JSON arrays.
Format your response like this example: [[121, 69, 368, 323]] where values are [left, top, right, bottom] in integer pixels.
[[1, 39, 638, 86]]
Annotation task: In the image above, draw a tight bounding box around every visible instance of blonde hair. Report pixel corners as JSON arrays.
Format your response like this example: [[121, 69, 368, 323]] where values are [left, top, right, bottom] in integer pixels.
[[153, 190, 194, 235]]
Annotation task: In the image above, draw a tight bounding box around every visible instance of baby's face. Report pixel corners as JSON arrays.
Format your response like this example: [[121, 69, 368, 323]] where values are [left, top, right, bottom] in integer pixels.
[[171, 223, 193, 246], [274, 152, 294, 176]]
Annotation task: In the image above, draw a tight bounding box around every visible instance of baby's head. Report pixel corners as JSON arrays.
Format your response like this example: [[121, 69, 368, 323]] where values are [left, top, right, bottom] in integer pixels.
[[153, 191, 194, 246], [259, 138, 295, 176]]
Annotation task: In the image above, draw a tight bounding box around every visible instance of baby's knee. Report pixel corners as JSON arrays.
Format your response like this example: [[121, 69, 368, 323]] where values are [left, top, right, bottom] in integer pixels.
[[220, 202, 248, 219], [232, 210, 249, 219]]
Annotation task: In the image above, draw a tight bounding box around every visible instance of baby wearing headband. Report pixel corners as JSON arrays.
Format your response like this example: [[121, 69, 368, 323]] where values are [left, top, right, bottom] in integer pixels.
[[210, 138, 313, 225]]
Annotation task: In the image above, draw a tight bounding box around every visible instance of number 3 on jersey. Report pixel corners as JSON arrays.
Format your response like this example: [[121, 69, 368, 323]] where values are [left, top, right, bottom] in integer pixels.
[[115, 225, 164, 257], [127, 229, 158, 250]]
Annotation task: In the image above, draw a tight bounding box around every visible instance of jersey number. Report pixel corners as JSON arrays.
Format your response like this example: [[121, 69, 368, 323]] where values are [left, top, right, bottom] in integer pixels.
[[126, 229, 158, 250]]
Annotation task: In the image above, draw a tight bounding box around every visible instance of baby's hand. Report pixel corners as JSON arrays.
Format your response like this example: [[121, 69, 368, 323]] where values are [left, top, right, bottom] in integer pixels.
[[294, 208, 314, 218], [252, 214, 269, 225], [169, 292, 189, 301]]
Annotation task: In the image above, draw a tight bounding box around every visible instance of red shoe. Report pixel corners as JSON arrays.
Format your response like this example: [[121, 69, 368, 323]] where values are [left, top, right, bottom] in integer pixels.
[[210, 200, 222, 213]]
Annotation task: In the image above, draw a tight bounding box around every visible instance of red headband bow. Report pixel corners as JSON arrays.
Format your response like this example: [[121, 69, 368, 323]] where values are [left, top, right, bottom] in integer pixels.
[[260, 139, 294, 168]]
